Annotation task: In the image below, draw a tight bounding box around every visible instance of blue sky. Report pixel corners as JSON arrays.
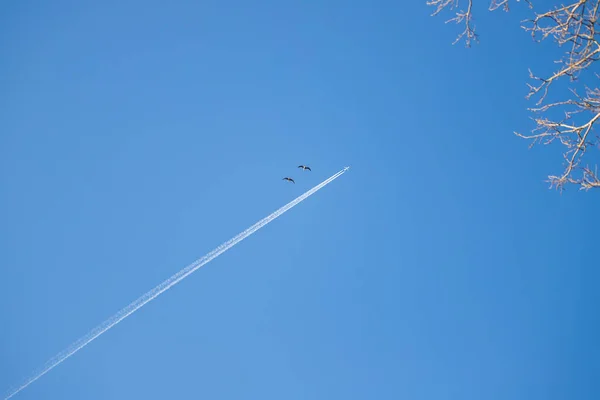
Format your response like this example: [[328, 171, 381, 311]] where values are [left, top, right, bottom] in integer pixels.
[[1, 1, 598, 399]]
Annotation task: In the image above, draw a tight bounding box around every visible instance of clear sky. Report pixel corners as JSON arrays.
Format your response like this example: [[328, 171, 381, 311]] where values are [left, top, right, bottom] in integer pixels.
[[1, 1, 598, 399]]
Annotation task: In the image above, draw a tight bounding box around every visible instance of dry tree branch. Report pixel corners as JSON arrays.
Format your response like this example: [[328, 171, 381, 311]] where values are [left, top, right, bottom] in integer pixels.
[[427, 0, 479, 47], [517, 85, 600, 190], [519, 1, 600, 190], [494, 0, 534, 11], [428, 0, 600, 191], [522, 1, 600, 104]]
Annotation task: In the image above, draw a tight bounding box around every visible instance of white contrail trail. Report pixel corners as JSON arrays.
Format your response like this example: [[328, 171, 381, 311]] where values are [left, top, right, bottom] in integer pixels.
[[4, 166, 350, 400]]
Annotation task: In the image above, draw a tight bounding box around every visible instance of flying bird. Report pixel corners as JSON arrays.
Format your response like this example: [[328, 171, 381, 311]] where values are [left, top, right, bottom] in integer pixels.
[[282, 177, 295, 184], [298, 165, 311, 171]]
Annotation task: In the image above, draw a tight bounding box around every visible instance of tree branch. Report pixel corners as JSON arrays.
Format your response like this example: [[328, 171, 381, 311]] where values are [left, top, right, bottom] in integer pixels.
[[428, 0, 600, 191], [427, 0, 479, 47]]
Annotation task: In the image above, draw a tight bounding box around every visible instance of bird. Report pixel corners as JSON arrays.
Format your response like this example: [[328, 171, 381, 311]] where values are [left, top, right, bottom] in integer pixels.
[[282, 177, 295, 184], [297, 165, 311, 171]]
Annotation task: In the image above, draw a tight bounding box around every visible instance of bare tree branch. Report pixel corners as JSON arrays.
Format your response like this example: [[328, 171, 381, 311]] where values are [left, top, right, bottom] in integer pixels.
[[427, 0, 479, 47], [522, 1, 600, 104], [428, 0, 600, 191], [489, 0, 533, 12]]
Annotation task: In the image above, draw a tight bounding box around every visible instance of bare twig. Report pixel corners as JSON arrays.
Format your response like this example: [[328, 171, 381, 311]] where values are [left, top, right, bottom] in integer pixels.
[[427, 0, 479, 47], [428, 0, 600, 191], [522, 1, 600, 104], [490, 0, 533, 12]]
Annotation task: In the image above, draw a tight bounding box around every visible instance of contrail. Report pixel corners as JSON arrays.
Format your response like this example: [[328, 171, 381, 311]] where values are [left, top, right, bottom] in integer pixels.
[[4, 166, 350, 400]]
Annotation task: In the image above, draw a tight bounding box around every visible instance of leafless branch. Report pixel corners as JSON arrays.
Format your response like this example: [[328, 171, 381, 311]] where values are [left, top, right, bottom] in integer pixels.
[[522, 1, 600, 104], [516, 85, 600, 190], [428, 0, 600, 191], [489, 0, 533, 12], [427, 0, 479, 47]]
